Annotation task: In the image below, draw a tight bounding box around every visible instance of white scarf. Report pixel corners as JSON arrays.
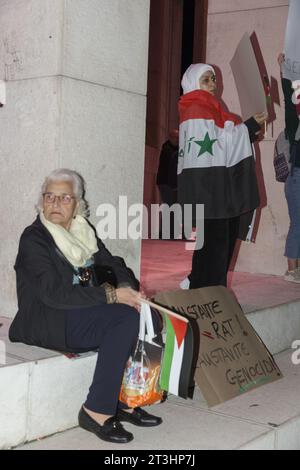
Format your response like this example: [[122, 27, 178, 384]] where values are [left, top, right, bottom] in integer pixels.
[[40, 212, 98, 267]]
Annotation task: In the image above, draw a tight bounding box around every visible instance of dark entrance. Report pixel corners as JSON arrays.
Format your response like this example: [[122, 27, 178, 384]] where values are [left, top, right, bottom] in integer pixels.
[[143, 0, 208, 214]]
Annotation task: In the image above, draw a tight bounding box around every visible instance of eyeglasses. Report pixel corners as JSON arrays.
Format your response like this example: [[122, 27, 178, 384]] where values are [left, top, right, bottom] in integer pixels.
[[200, 75, 216, 84], [43, 192, 76, 205]]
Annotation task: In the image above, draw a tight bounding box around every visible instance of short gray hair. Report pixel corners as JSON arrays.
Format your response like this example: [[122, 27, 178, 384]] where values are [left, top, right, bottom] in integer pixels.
[[36, 168, 89, 217]]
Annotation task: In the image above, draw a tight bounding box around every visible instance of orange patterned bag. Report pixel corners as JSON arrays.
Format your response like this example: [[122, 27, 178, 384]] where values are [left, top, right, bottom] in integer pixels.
[[119, 303, 164, 408]]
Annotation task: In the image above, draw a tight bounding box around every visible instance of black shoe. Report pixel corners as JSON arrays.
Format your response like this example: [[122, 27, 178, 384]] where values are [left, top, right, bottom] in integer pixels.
[[117, 407, 163, 427], [78, 406, 133, 443]]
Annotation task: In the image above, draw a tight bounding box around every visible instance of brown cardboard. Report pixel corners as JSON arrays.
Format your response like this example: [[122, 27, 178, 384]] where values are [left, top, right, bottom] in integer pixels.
[[155, 286, 282, 406], [230, 33, 267, 121]]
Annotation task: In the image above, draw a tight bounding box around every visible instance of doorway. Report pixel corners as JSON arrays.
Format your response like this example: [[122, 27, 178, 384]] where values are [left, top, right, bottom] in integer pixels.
[[143, 0, 208, 216]]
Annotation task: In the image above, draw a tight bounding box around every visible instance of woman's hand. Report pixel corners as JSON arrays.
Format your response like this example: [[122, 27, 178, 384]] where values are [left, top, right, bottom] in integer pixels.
[[139, 286, 147, 298], [277, 53, 285, 66], [254, 111, 268, 126], [116, 287, 145, 311]]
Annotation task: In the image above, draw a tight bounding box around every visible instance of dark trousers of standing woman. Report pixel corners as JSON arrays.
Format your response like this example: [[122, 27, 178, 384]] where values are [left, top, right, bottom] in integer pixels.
[[65, 303, 140, 415], [189, 216, 240, 289]]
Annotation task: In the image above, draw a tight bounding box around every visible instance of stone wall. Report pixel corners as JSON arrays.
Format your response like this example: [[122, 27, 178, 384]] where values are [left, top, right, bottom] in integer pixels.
[[0, 0, 150, 317]]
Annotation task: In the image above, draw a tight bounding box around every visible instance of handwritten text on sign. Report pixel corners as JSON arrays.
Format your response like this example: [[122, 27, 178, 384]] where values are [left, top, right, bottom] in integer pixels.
[[153, 284, 283, 407]]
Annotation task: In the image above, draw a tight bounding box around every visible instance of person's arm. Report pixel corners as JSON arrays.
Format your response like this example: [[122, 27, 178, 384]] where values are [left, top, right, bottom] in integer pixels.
[[243, 117, 262, 143], [277, 53, 299, 142], [282, 77, 299, 143]]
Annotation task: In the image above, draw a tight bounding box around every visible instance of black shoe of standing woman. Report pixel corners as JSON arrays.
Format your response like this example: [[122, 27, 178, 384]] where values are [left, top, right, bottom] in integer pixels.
[[117, 407, 163, 427], [78, 406, 133, 443]]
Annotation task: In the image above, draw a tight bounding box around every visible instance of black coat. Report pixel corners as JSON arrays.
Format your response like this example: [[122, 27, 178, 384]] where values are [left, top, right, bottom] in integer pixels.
[[238, 117, 262, 240], [281, 78, 300, 168], [9, 216, 139, 352]]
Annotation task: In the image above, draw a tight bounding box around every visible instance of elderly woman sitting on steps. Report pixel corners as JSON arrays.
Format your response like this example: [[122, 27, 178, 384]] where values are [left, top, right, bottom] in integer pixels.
[[9, 168, 162, 444]]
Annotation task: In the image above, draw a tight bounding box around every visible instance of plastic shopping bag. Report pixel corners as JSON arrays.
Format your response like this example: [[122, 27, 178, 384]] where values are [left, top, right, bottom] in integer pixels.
[[119, 303, 164, 408]]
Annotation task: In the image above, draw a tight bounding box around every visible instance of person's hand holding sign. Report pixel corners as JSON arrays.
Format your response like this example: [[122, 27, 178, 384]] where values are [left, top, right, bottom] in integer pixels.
[[254, 111, 268, 126], [254, 111, 268, 135]]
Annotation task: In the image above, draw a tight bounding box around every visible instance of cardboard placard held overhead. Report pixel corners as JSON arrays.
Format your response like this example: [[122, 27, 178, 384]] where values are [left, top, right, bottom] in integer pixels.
[[230, 33, 266, 121], [155, 286, 282, 407]]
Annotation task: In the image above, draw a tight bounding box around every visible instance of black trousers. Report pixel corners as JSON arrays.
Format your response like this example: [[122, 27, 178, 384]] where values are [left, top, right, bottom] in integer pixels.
[[189, 217, 240, 289], [65, 303, 140, 415], [65, 304, 161, 415]]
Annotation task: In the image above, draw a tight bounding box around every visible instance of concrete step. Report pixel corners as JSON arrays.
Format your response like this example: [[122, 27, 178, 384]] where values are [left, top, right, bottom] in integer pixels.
[[229, 272, 300, 355], [14, 348, 300, 450], [1, 272, 300, 449], [0, 328, 98, 450]]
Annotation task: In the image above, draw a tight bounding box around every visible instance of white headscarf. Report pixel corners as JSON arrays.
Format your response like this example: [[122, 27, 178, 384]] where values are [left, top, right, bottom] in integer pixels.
[[181, 63, 215, 94]]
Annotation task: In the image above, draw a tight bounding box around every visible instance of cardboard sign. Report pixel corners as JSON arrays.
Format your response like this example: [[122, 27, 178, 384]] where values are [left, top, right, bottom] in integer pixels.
[[155, 286, 282, 406], [230, 33, 267, 121]]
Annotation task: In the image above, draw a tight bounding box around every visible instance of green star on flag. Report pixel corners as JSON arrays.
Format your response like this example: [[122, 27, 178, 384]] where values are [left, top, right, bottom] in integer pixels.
[[194, 132, 218, 157]]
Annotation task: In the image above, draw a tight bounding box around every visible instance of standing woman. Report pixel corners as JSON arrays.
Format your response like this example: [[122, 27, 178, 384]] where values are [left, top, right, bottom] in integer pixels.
[[178, 64, 267, 288], [278, 53, 300, 283]]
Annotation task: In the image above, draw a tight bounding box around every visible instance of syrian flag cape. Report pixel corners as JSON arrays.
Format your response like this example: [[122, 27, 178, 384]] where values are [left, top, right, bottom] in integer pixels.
[[159, 312, 193, 399], [178, 90, 259, 220]]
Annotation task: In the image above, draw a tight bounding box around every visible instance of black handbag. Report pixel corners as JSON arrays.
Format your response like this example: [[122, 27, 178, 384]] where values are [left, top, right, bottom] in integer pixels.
[[55, 247, 117, 288], [273, 131, 291, 182], [55, 245, 139, 289], [78, 264, 117, 288]]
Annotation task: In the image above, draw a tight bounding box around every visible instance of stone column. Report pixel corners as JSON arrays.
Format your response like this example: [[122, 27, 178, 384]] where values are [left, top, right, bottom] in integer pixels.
[[0, 0, 150, 317]]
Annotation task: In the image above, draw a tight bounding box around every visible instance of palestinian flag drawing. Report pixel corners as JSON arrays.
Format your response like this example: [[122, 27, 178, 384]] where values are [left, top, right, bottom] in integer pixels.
[[178, 90, 260, 220], [159, 313, 193, 399]]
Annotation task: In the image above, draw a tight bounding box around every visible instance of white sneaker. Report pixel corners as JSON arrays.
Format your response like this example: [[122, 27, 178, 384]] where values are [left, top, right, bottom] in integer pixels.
[[284, 269, 300, 283], [180, 277, 190, 289]]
